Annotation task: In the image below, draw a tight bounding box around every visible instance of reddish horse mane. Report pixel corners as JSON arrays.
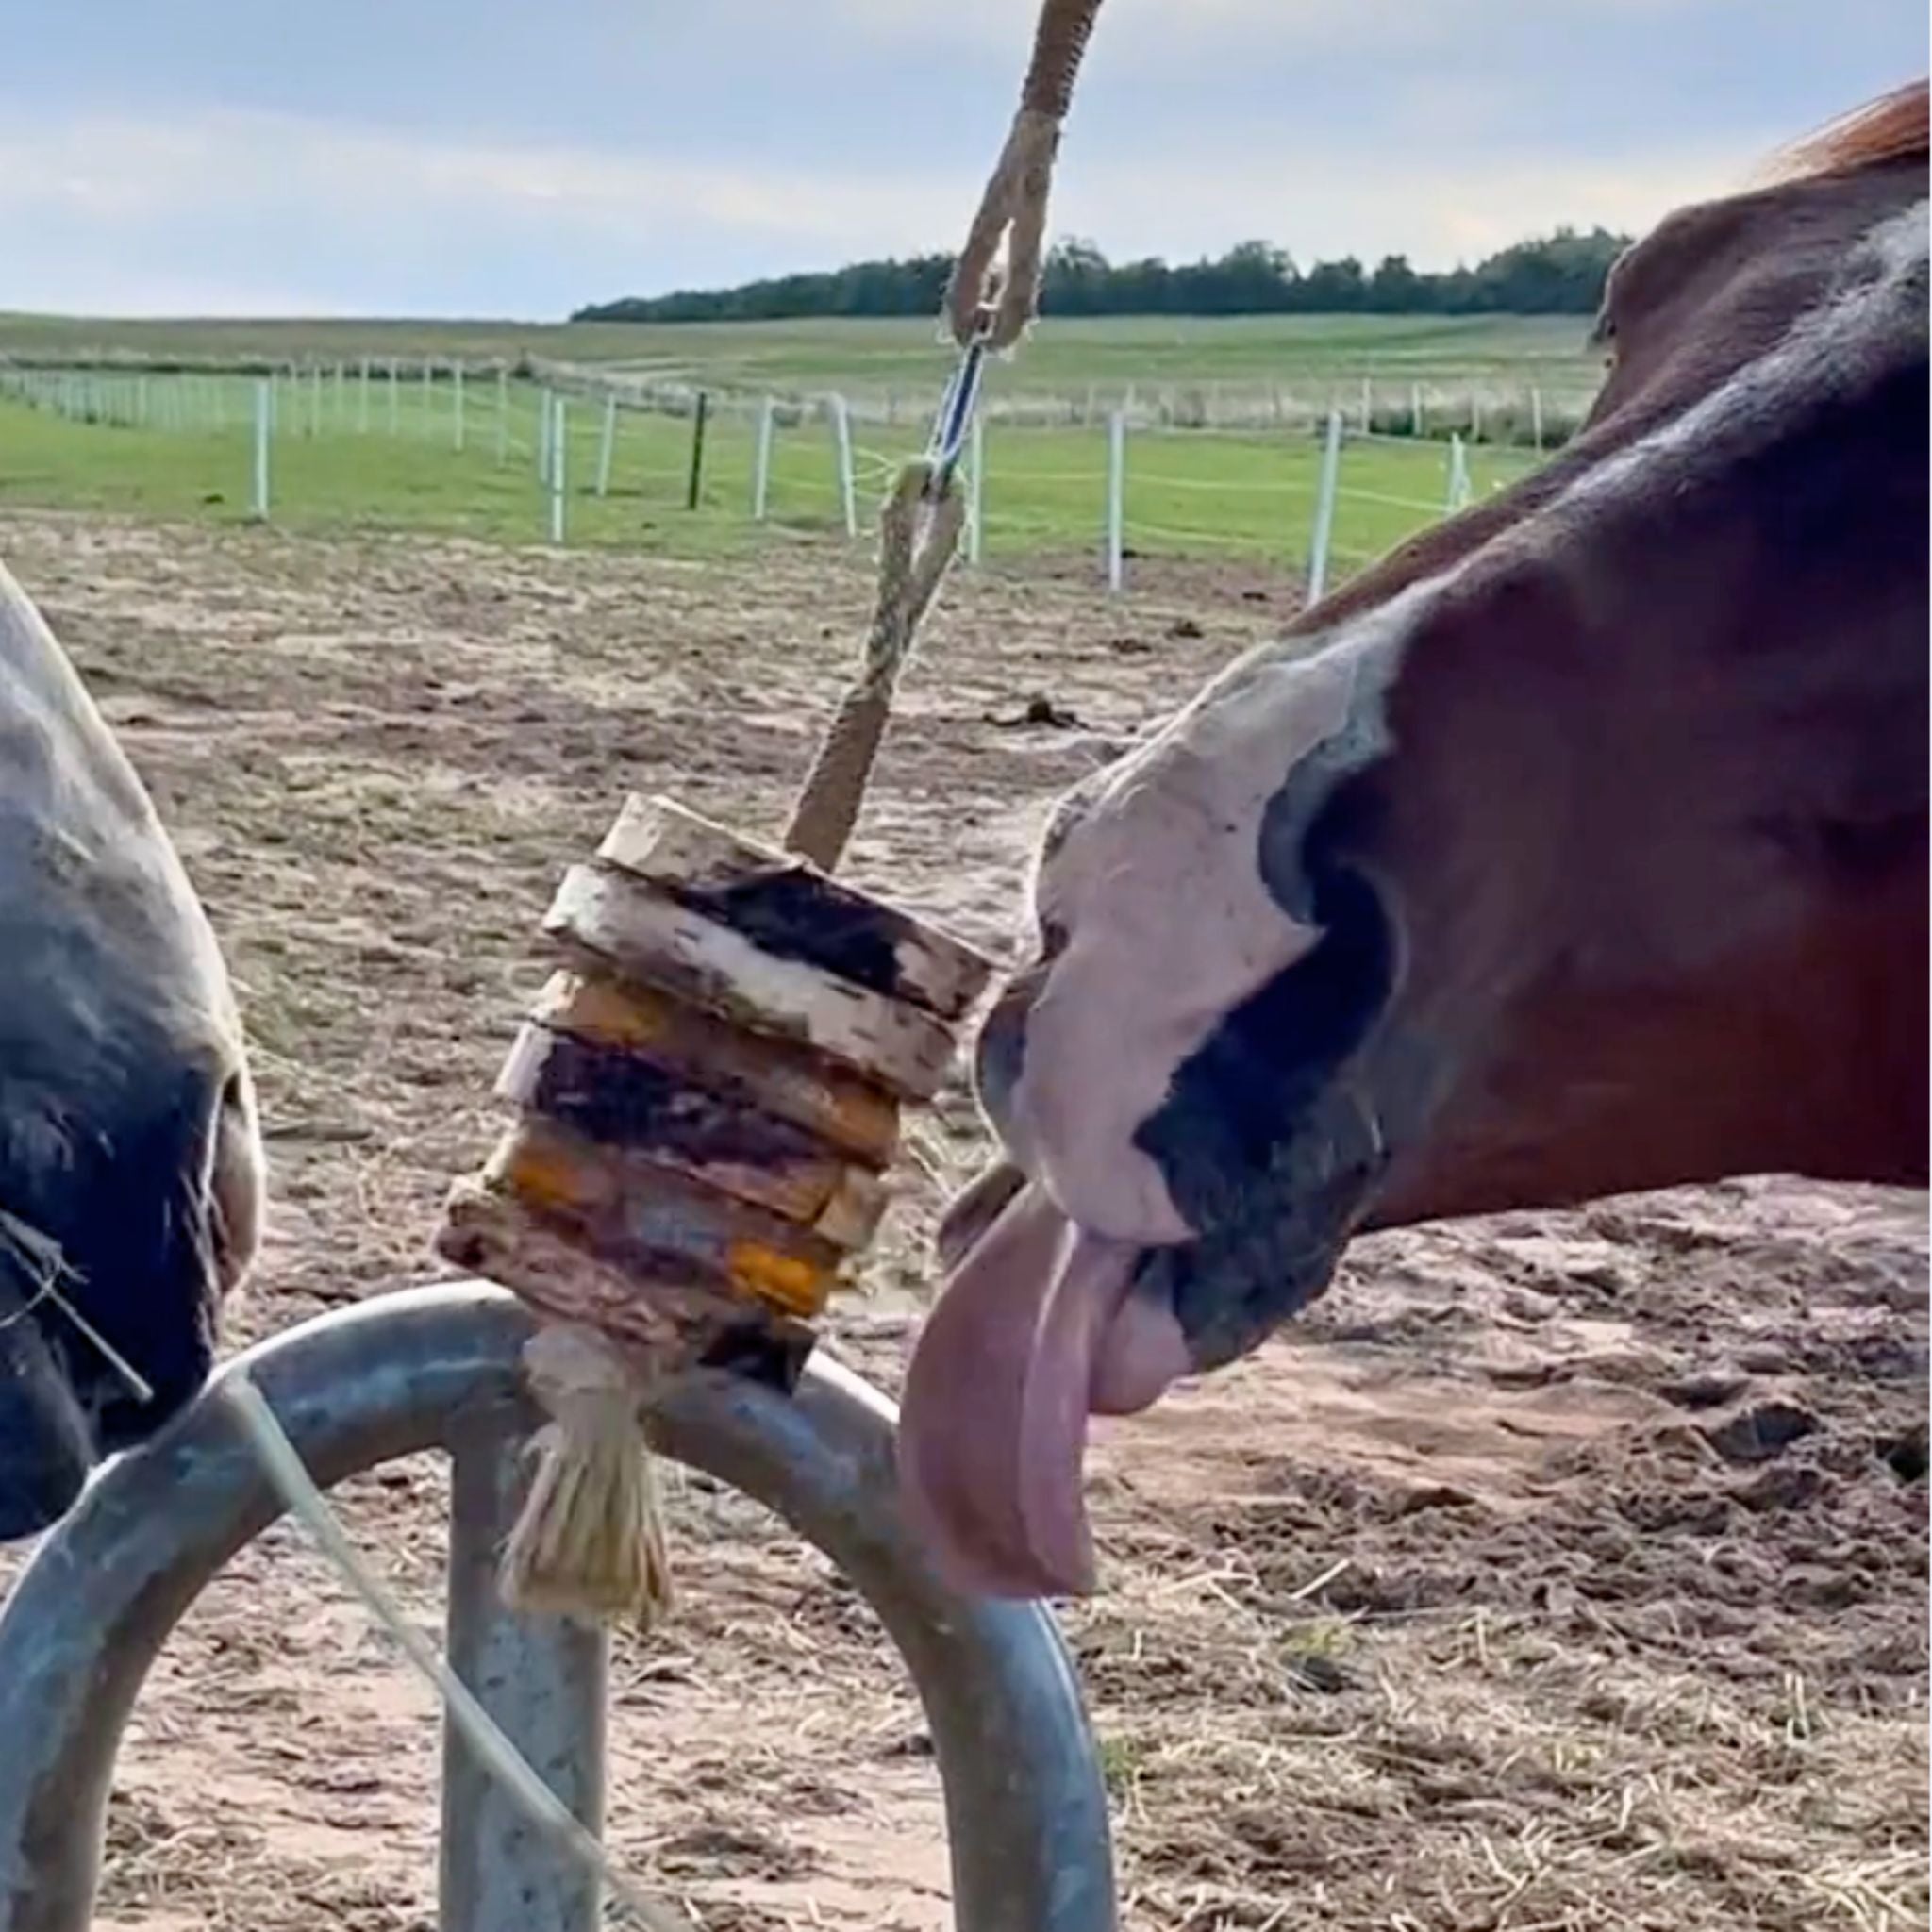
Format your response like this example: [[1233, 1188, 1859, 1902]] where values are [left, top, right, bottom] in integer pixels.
[[1763, 78, 1929, 184]]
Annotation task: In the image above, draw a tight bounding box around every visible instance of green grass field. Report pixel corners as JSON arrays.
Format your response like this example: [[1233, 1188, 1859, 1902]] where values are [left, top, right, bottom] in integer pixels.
[[0, 364, 1546, 583], [0, 309, 1603, 411]]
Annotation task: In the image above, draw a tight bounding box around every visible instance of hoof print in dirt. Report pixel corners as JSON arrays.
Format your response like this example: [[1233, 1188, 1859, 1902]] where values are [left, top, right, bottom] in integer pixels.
[[1699, 1399, 1820, 1465], [1879, 1420, 1928, 1484], [1165, 615, 1206, 639]]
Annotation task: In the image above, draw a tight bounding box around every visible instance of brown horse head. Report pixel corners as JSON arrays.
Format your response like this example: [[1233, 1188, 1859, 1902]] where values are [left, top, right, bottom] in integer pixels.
[[902, 83, 1930, 1598], [1, 562, 264, 1538]]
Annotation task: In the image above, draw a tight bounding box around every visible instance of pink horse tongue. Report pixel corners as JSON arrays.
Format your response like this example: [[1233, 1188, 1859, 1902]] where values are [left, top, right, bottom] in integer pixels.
[[898, 1178, 1186, 1599]]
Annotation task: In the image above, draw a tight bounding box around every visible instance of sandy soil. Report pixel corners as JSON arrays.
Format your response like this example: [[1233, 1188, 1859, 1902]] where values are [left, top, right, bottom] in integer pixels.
[[0, 509, 1924, 1932]]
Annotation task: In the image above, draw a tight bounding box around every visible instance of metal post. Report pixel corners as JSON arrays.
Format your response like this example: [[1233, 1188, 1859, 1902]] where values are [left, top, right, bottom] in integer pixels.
[[453, 364, 465, 452], [548, 395, 567, 545], [595, 396, 617, 497], [685, 392, 708, 511], [751, 396, 775, 520], [830, 393, 858, 538], [1104, 408, 1125, 593], [251, 378, 271, 520], [965, 411, 985, 566], [1307, 407, 1343, 606], [0, 1283, 1117, 1932], [440, 1421, 606, 1932]]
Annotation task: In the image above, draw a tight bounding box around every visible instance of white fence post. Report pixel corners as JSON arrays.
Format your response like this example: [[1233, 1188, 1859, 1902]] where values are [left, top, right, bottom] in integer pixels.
[[1471, 391, 1484, 444], [1306, 408, 1343, 606], [548, 395, 567, 545], [1530, 386, 1544, 452], [387, 359, 400, 434], [751, 396, 775, 521], [334, 361, 346, 428], [1104, 408, 1126, 593], [596, 395, 617, 497], [358, 358, 371, 432], [251, 378, 272, 521], [536, 388, 553, 485], [135, 375, 148, 426], [308, 365, 323, 438], [1445, 433, 1472, 512], [1358, 376, 1372, 433], [829, 394, 858, 538], [453, 364, 465, 452], [495, 368, 510, 466], [965, 412, 985, 566], [1410, 382, 1424, 439]]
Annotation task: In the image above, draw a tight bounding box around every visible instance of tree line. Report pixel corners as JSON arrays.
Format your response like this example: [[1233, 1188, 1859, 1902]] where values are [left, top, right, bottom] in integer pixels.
[[574, 228, 1630, 325]]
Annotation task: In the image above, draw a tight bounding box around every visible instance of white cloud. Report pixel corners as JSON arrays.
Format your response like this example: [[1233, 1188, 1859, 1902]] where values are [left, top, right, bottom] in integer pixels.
[[0, 100, 1767, 317]]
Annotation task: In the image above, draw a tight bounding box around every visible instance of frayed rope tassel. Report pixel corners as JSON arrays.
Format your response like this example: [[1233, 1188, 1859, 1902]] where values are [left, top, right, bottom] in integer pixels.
[[499, 1324, 674, 1630]]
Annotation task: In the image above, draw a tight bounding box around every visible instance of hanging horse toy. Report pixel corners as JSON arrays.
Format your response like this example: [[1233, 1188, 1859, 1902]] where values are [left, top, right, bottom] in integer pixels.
[[434, 0, 1107, 1628]]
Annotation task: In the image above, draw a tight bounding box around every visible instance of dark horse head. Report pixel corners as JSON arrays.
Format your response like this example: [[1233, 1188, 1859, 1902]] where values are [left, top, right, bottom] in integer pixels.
[[1, 561, 264, 1539], [903, 82, 1930, 1597]]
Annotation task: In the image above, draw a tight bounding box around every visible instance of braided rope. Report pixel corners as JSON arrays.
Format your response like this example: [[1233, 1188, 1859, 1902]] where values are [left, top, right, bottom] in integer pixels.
[[782, 462, 966, 871], [943, 0, 1106, 351]]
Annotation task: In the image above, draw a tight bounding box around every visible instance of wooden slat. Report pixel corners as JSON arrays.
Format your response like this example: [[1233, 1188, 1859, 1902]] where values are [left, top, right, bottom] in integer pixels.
[[597, 794, 997, 1022], [542, 861, 962, 1101], [437, 1178, 747, 1359], [481, 1115, 845, 1319], [495, 1021, 890, 1249], [526, 969, 901, 1167]]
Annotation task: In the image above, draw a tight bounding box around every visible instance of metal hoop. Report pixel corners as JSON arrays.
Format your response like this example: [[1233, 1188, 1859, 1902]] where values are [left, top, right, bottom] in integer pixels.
[[0, 1283, 1116, 1931]]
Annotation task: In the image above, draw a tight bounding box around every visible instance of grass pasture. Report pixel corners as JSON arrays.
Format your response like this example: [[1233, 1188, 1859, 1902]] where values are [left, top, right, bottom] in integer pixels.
[[0, 308, 1604, 397], [0, 366, 1546, 583]]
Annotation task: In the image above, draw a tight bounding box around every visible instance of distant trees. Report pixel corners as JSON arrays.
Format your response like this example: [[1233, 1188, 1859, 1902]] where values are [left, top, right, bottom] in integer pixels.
[[574, 228, 1631, 324]]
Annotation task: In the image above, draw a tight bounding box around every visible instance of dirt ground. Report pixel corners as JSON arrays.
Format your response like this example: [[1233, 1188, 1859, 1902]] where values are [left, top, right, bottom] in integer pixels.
[[1, 509, 1924, 1932]]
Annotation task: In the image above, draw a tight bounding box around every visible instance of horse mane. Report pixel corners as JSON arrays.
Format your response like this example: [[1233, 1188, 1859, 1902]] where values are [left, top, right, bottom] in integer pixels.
[[1759, 79, 1929, 186]]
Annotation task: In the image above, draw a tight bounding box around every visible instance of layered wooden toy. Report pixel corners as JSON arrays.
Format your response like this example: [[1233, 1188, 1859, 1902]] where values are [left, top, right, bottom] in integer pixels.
[[434, 793, 995, 1622]]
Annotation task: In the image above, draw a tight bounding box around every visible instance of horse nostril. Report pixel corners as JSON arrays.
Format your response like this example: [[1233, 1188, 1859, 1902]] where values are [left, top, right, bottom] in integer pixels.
[[208, 1066, 265, 1292], [973, 975, 1040, 1131]]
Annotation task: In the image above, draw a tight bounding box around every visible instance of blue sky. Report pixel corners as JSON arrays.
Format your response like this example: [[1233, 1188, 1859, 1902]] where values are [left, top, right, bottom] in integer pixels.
[[2, 1, 1921, 317]]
